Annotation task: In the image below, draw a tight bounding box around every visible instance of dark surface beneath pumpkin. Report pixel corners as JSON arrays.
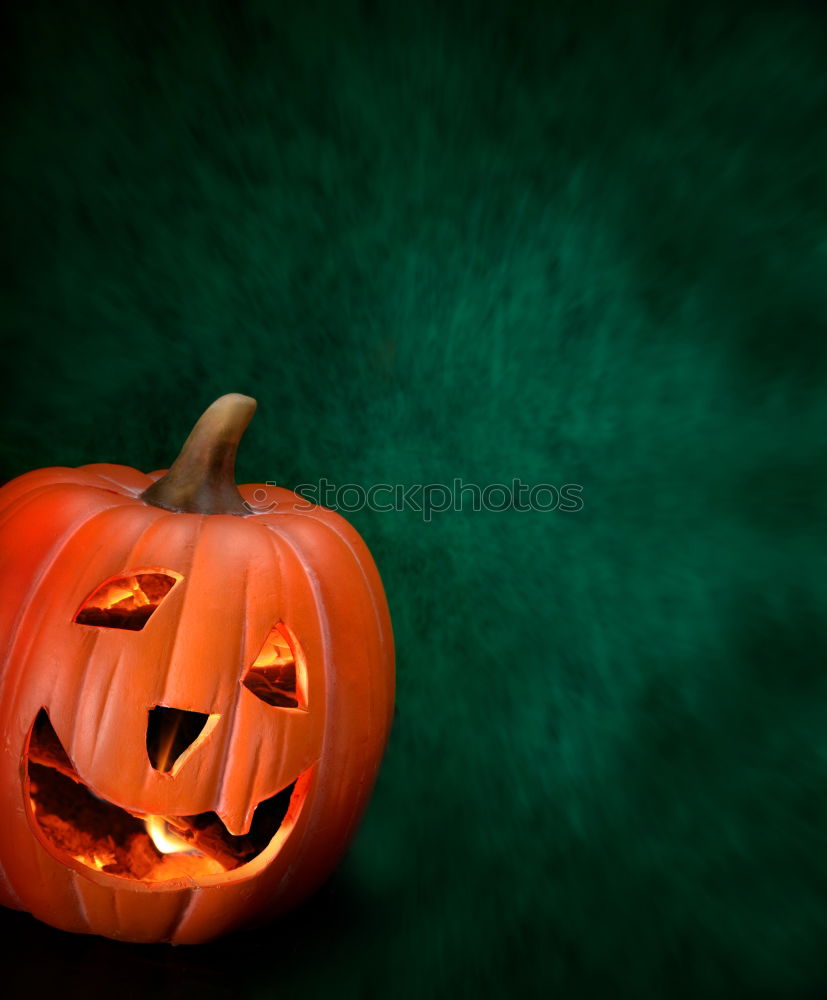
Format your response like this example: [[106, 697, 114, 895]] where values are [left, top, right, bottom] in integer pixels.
[[3, 1, 827, 997], [27, 713, 296, 877]]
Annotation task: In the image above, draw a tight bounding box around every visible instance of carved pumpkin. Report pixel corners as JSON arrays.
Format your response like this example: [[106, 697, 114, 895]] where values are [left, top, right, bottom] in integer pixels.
[[0, 395, 394, 944]]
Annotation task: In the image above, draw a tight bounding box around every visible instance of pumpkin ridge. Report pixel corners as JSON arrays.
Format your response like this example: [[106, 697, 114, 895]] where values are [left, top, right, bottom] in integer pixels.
[[1, 503, 153, 717], [211, 555, 250, 823], [68, 867, 92, 933], [77, 464, 155, 495], [0, 480, 131, 535], [255, 522, 333, 762], [159, 511, 207, 692], [262, 514, 394, 715], [61, 507, 174, 764]]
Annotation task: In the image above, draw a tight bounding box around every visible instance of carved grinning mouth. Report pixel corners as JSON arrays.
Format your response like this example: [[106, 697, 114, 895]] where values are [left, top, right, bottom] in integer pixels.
[[25, 710, 299, 883]]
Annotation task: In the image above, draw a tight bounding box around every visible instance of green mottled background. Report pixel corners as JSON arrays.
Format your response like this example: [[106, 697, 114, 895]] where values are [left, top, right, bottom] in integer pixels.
[[2, 1, 826, 997]]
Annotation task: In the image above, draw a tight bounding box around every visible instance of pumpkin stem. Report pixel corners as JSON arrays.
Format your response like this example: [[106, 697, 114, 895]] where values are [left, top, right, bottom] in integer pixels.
[[140, 394, 257, 516]]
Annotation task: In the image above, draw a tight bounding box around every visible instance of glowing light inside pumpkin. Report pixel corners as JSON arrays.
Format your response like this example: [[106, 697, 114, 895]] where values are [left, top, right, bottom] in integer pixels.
[[27, 713, 301, 883], [75, 570, 182, 631], [144, 815, 193, 855], [138, 709, 227, 875], [253, 625, 294, 668], [142, 709, 212, 863], [243, 622, 307, 709], [74, 852, 106, 871], [26, 633, 303, 884]]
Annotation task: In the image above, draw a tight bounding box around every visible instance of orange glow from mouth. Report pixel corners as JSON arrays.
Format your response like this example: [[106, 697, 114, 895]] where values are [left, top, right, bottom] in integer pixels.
[[26, 710, 306, 884]]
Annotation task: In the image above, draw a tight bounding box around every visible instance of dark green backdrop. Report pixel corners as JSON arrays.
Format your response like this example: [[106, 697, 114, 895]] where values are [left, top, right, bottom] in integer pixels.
[[2, 1, 826, 997]]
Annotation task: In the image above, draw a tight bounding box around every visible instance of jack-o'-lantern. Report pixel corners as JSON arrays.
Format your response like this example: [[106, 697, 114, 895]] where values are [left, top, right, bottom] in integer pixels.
[[0, 395, 394, 944]]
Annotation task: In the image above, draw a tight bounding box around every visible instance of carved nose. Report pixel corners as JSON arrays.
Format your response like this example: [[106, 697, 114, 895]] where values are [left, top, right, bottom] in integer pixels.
[[146, 706, 210, 773]]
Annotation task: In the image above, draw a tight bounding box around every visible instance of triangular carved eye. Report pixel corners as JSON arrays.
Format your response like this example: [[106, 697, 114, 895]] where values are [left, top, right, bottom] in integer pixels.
[[243, 623, 307, 709], [75, 570, 182, 631]]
